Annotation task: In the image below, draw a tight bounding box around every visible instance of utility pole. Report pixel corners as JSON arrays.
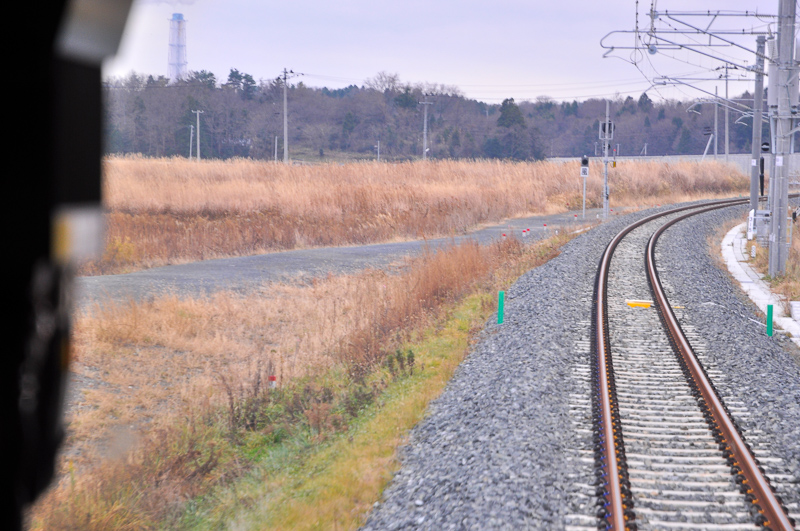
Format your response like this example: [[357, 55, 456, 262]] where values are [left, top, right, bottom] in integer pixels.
[[768, 38, 778, 210], [274, 136, 278, 163], [281, 68, 302, 164], [714, 87, 719, 159], [375, 140, 380, 162], [189, 124, 194, 159], [599, 100, 613, 220], [283, 68, 289, 163], [702, 134, 714, 160], [750, 36, 766, 212], [419, 96, 433, 160], [725, 64, 730, 162], [768, 0, 797, 277], [192, 110, 203, 161]]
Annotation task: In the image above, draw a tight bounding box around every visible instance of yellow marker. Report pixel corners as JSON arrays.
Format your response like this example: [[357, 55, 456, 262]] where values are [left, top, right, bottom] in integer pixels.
[[625, 300, 685, 309]]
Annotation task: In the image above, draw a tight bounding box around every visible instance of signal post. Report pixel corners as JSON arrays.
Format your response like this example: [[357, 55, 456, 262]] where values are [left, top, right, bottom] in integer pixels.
[[599, 101, 614, 220], [580, 155, 589, 219]]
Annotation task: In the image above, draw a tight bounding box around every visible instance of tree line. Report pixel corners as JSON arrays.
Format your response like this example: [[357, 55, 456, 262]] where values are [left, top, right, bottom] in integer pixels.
[[104, 69, 762, 162]]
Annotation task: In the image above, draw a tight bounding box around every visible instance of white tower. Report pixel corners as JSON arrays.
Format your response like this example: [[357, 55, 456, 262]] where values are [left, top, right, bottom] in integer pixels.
[[168, 13, 187, 81]]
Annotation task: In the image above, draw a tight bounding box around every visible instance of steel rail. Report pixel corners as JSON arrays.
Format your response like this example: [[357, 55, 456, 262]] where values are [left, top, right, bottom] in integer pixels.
[[592, 197, 749, 531], [647, 206, 795, 531]]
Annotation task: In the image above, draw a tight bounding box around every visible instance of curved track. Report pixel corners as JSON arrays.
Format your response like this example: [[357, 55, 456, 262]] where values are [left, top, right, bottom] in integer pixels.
[[591, 199, 796, 531]]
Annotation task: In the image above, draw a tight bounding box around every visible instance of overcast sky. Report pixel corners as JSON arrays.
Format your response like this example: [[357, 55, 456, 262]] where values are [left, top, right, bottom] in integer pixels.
[[104, 0, 780, 103]]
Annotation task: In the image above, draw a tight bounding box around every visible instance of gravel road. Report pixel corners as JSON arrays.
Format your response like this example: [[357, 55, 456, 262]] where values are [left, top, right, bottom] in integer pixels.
[[74, 208, 608, 309], [361, 202, 800, 530]]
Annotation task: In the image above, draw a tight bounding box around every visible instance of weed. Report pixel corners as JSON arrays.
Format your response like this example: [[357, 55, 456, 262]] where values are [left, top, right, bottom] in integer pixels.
[[102, 236, 138, 267], [36, 230, 578, 528], [343, 384, 378, 418], [747, 223, 800, 310], [80, 157, 747, 274]]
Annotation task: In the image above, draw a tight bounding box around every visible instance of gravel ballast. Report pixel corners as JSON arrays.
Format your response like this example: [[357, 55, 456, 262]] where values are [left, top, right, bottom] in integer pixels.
[[655, 204, 800, 513], [361, 202, 800, 530]]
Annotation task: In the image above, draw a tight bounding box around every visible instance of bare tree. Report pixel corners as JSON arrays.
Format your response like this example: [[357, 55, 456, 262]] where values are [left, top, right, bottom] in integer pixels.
[[364, 71, 400, 93]]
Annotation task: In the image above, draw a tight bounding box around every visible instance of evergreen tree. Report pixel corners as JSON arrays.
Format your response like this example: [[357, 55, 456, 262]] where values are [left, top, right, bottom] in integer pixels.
[[497, 98, 526, 128], [637, 92, 653, 113], [676, 128, 692, 153], [225, 68, 243, 89], [241, 73, 257, 100], [394, 86, 416, 109], [187, 70, 217, 90]]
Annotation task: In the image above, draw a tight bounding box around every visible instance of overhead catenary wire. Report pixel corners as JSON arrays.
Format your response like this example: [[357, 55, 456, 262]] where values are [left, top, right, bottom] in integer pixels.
[[603, 4, 782, 107]]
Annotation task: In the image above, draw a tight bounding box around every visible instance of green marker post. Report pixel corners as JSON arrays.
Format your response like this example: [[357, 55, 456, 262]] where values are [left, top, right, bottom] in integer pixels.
[[498, 291, 505, 324], [767, 304, 773, 336]]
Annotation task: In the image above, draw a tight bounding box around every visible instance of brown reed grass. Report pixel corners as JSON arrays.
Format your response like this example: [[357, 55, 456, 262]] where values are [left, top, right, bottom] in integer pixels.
[[32, 232, 570, 529], [749, 220, 800, 305], [82, 156, 747, 274]]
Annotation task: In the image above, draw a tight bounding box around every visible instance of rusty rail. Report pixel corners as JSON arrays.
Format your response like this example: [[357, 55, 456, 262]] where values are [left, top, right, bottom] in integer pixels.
[[647, 206, 795, 531], [590, 197, 792, 530]]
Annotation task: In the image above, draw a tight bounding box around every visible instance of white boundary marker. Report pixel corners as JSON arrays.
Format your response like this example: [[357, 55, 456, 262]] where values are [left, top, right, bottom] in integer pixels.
[[721, 223, 800, 346]]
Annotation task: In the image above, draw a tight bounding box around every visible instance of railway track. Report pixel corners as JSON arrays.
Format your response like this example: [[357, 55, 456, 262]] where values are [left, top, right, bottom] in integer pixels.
[[583, 200, 797, 531]]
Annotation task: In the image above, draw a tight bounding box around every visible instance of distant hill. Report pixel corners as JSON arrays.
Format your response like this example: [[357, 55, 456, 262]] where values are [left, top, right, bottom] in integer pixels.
[[104, 70, 763, 162]]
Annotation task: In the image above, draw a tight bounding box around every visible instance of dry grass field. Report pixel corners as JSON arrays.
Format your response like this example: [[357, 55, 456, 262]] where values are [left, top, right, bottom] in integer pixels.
[[749, 220, 800, 305], [29, 157, 753, 528], [32, 233, 571, 529], [84, 156, 748, 274]]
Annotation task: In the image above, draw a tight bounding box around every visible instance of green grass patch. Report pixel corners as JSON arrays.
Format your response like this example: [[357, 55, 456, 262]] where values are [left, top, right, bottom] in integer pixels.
[[176, 293, 493, 530]]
